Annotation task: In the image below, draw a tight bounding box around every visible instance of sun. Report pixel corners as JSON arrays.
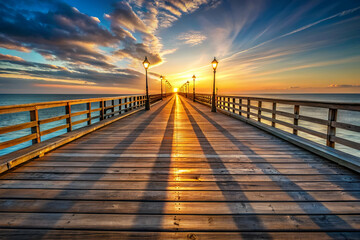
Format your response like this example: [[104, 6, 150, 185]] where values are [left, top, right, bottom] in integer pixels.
[[173, 88, 178, 92]]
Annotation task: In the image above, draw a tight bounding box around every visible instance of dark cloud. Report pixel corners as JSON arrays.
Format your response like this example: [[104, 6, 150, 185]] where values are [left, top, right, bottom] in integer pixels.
[[0, 59, 144, 87], [0, 1, 120, 68]]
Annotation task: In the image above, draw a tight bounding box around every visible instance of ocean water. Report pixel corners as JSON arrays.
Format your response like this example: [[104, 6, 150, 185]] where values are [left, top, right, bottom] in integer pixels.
[[0, 93, 359, 157]]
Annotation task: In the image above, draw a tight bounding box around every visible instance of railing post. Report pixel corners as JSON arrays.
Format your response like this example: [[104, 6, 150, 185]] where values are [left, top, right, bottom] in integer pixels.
[[66, 102, 72, 132], [100, 100, 104, 120], [272, 102, 276, 127], [293, 105, 300, 135], [87, 102, 92, 125], [239, 98, 242, 116], [232, 97, 235, 114], [258, 101, 262, 122], [247, 98, 250, 119], [326, 108, 337, 148], [124, 97, 128, 113], [111, 100, 115, 117], [29, 107, 41, 144]]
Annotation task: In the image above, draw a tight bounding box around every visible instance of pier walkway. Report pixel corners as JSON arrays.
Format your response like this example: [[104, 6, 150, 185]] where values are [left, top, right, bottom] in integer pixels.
[[0, 94, 359, 239]]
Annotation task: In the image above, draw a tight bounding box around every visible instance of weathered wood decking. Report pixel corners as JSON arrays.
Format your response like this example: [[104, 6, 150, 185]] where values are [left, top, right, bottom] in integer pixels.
[[0, 94, 359, 239]]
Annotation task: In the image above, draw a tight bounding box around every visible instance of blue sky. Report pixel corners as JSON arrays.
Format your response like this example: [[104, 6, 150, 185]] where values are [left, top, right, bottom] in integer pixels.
[[0, 0, 359, 94]]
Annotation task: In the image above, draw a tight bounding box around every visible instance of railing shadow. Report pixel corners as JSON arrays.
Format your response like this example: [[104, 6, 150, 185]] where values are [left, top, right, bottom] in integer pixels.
[[179, 97, 273, 238], [0, 96, 174, 237], [129, 95, 176, 238], [182, 96, 356, 235]]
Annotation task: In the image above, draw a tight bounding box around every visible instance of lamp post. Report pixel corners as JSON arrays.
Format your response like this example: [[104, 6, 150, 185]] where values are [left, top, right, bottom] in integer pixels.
[[143, 56, 150, 110], [186, 81, 189, 98], [165, 80, 167, 97], [192, 75, 196, 102], [211, 57, 218, 112], [160, 75, 163, 100]]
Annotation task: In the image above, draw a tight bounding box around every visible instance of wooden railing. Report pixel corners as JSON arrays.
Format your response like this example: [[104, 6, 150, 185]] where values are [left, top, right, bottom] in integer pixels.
[[181, 93, 360, 156], [0, 94, 163, 155]]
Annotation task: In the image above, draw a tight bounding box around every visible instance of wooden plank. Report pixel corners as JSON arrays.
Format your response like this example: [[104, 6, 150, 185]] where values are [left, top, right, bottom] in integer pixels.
[[39, 114, 69, 125], [1, 189, 359, 202], [0, 230, 358, 240], [332, 136, 360, 150], [22, 161, 339, 170], [40, 124, 69, 136], [9, 166, 347, 175], [1, 199, 360, 214], [0, 213, 359, 231], [1, 180, 359, 191], [0, 133, 37, 150], [2, 172, 358, 182], [0, 121, 37, 135]]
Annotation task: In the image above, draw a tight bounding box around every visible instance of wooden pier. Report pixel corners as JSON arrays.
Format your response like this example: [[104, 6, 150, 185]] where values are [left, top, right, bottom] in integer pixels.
[[0, 94, 359, 239]]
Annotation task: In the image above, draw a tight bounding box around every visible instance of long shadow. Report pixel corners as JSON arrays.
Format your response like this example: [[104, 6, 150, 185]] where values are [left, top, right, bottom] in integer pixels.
[[130, 95, 177, 238], [2, 97, 175, 237], [179, 97, 273, 238], [183, 97, 356, 235]]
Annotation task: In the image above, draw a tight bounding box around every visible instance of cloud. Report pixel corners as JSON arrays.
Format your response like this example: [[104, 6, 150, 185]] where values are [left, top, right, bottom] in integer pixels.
[[0, 54, 25, 62], [178, 31, 207, 46], [328, 84, 360, 88], [0, 58, 145, 88], [0, 0, 220, 93], [0, 1, 119, 68]]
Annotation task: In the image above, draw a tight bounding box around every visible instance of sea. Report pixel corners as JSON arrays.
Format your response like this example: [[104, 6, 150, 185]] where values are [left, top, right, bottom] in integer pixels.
[[0, 93, 359, 157]]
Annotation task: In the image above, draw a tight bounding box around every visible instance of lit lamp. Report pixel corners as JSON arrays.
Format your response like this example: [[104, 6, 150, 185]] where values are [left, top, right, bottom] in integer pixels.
[[192, 75, 196, 102], [143, 56, 150, 110], [160, 75, 163, 100], [211, 57, 218, 112]]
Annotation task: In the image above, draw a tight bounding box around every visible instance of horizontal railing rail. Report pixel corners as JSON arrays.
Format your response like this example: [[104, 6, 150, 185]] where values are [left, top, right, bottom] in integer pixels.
[[180, 93, 360, 157], [0, 94, 164, 156]]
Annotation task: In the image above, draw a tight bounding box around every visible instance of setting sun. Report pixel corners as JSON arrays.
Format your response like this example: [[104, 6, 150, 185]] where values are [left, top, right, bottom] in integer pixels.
[[173, 88, 178, 92]]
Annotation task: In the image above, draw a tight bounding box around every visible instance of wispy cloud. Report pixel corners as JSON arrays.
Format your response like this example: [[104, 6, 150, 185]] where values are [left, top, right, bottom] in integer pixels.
[[329, 84, 360, 88], [178, 31, 207, 46]]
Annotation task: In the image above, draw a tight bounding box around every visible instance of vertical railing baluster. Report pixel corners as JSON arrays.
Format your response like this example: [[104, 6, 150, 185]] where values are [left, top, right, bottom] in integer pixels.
[[100, 100, 104, 120], [239, 98, 242, 116], [66, 102, 72, 132], [124, 97, 128, 112], [111, 100, 115, 117], [293, 105, 300, 135], [326, 108, 337, 148], [87, 102, 91, 125], [272, 102, 276, 127], [247, 98, 250, 119], [232, 97, 235, 114], [258, 101, 262, 122], [119, 98, 123, 114], [30, 107, 41, 144]]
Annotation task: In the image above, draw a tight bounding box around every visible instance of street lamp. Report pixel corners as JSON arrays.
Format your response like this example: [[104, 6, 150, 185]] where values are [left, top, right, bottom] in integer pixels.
[[211, 57, 218, 112], [192, 75, 196, 102], [165, 80, 167, 97], [143, 56, 150, 110], [160, 75, 163, 100], [186, 81, 189, 98]]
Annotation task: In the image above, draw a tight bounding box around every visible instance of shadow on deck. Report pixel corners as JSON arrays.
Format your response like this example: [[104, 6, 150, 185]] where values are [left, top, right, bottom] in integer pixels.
[[0, 95, 359, 239]]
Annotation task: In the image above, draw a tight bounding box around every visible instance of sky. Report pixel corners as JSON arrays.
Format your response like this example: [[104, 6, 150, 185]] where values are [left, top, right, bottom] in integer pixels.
[[0, 0, 359, 94]]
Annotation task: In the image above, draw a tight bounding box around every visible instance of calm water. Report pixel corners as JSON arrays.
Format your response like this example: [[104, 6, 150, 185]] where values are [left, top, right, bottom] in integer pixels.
[[0, 94, 359, 157]]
